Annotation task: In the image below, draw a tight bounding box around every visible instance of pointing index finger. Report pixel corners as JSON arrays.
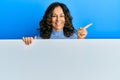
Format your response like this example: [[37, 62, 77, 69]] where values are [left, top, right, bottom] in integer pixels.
[[83, 23, 93, 29]]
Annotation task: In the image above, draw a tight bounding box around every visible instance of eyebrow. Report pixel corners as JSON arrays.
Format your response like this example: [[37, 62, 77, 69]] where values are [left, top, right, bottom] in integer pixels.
[[52, 13, 64, 15]]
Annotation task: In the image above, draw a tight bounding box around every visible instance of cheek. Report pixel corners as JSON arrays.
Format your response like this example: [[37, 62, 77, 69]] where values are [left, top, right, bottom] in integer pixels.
[[52, 18, 56, 23], [51, 19, 55, 27], [62, 18, 65, 23], [63, 19, 65, 23], [52, 17, 56, 21], [62, 20, 65, 25]]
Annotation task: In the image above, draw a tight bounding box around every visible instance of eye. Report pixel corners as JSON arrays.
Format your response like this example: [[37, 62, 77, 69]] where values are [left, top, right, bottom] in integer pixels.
[[52, 15, 57, 17], [60, 15, 65, 17]]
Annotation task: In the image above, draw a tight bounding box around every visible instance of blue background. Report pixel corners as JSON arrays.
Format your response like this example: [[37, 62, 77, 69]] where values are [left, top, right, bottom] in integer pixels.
[[0, 0, 120, 39]]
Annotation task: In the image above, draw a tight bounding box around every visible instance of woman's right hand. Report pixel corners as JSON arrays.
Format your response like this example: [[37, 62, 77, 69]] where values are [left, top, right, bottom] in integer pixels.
[[22, 36, 37, 45]]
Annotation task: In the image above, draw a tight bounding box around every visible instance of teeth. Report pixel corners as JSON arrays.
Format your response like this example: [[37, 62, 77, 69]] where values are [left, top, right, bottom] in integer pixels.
[[56, 23, 61, 26]]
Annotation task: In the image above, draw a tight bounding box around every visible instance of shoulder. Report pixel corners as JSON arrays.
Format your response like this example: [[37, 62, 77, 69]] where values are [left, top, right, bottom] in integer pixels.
[[36, 32, 77, 39], [69, 33, 77, 39], [36, 35, 42, 39]]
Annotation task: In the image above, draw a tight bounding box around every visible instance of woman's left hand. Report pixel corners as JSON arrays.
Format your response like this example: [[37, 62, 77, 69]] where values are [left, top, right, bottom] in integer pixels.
[[78, 28, 88, 39], [78, 23, 92, 39]]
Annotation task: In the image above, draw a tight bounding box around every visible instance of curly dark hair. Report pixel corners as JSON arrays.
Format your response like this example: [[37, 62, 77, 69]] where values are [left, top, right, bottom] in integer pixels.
[[39, 2, 75, 39]]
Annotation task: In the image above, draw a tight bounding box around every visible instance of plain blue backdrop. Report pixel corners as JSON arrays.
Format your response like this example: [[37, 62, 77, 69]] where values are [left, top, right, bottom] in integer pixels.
[[0, 0, 120, 39]]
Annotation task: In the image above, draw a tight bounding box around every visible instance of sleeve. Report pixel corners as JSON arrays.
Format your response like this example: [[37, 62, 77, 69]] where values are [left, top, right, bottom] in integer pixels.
[[69, 33, 78, 39], [36, 35, 42, 39]]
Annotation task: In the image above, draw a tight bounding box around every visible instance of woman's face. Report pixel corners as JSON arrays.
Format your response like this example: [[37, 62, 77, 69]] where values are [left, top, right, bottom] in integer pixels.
[[52, 6, 65, 31]]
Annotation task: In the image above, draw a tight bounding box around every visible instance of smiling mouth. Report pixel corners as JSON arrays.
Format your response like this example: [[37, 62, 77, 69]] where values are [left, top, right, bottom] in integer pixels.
[[56, 22, 62, 26]]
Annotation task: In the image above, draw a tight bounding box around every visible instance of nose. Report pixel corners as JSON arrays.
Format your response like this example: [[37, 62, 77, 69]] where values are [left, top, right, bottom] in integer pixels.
[[56, 16, 60, 21]]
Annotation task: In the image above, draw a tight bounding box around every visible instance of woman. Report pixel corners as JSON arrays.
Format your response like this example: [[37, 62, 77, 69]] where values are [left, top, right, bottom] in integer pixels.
[[23, 2, 91, 45]]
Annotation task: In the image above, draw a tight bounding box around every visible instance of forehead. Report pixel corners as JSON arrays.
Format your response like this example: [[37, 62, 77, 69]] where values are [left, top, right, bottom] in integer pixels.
[[53, 6, 64, 14]]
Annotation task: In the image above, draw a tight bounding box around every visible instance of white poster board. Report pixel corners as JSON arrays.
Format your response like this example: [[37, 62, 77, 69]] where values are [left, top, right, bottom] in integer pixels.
[[0, 39, 120, 80]]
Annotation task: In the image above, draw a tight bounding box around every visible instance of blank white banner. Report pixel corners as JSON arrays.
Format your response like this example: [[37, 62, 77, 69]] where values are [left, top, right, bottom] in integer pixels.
[[0, 39, 120, 80]]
